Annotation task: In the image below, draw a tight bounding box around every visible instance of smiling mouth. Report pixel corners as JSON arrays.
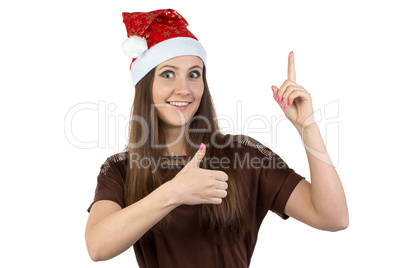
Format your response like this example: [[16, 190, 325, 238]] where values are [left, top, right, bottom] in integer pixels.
[[165, 101, 191, 110], [167, 101, 190, 106]]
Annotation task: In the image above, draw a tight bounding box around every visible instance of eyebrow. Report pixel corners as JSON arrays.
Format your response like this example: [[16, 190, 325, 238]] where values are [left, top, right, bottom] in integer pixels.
[[157, 65, 203, 71]]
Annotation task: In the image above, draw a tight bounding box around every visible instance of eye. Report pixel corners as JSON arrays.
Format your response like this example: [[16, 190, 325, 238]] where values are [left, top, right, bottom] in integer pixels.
[[188, 70, 201, 79], [160, 71, 175, 79]]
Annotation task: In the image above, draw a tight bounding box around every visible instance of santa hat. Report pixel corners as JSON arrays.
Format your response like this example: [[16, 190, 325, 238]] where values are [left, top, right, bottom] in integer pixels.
[[122, 9, 207, 87]]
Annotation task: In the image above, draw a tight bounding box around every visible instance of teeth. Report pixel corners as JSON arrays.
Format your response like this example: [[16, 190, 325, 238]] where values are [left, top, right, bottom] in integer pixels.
[[169, 102, 189, 107]]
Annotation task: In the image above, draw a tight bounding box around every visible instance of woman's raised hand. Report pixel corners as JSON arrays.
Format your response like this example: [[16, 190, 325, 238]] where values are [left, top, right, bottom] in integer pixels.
[[271, 52, 315, 131], [170, 143, 228, 206]]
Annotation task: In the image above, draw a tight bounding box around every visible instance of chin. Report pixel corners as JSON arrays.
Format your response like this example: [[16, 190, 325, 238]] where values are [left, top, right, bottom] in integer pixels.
[[156, 106, 196, 128]]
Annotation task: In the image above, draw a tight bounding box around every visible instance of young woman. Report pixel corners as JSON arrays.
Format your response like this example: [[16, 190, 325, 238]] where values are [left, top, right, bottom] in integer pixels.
[[85, 9, 348, 267]]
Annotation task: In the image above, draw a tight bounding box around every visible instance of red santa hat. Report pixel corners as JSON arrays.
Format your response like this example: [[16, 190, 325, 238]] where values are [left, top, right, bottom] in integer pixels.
[[122, 9, 207, 86]]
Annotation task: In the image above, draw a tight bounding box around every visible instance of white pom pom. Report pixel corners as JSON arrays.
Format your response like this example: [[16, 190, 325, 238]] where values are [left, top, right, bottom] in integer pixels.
[[122, 36, 148, 58]]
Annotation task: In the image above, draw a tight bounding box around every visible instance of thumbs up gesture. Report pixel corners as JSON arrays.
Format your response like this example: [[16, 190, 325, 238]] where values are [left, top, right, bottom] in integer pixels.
[[170, 143, 229, 205], [271, 52, 315, 131]]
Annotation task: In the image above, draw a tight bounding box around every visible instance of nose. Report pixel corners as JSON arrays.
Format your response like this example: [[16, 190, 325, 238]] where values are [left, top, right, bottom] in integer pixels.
[[173, 76, 190, 96]]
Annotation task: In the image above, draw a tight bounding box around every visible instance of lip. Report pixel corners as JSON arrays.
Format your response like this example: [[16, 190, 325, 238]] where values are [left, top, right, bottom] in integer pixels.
[[166, 101, 191, 110]]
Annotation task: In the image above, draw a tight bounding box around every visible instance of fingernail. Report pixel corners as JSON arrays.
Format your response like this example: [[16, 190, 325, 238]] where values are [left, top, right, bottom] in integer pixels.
[[271, 86, 274, 92], [288, 100, 290, 105], [199, 143, 204, 151], [283, 103, 286, 109], [276, 96, 280, 102]]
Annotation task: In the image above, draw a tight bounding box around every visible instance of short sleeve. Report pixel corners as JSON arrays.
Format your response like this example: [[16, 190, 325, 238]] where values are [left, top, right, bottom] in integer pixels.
[[257, 152, 304, 220], [229, 135, 305, 223], [87, 155, 126, 212]]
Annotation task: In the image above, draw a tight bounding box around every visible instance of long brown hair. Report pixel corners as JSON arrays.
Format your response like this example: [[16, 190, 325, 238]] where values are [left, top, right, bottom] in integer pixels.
[[125, 67, 248, 241]]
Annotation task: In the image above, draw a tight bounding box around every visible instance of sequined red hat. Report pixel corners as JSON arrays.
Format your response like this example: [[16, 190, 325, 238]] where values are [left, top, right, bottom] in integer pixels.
[[122, 9, 207, 86]]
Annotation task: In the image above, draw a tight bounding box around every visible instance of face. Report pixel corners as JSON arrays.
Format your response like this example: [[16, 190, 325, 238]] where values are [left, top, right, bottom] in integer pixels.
[[152, 55, 204, 129]]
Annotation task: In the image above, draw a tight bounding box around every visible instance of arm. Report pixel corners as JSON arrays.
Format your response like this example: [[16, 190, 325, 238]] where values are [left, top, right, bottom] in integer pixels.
[[85, 183, 178, 262], [85, 145, 228, 261], [285, 123, 348, 231], [271, 52, 348, 231]]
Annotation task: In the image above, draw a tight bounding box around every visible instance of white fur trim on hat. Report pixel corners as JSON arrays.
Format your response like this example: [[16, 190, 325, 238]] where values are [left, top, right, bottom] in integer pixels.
[[122, 36, 148, 58], [130, 37, 207, 87]]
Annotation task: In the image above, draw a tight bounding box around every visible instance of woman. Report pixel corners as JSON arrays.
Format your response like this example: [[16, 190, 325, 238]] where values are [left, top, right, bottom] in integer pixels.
[[85, 9, 348, 267]]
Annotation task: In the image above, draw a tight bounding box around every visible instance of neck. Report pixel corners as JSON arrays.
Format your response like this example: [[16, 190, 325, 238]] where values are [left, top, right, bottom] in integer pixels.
[[161, 125, 187, 156]]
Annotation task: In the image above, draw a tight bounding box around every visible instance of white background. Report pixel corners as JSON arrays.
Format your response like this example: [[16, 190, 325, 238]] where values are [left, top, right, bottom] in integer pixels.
[[1, 0, 401, 267]]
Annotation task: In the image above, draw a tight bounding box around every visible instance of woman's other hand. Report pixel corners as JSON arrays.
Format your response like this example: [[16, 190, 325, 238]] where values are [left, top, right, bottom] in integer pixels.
[[271, 52, 316, 132]]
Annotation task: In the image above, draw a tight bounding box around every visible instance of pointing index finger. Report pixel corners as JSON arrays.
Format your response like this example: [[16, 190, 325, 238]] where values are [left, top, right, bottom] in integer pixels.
[[288, 51, 296, 82]]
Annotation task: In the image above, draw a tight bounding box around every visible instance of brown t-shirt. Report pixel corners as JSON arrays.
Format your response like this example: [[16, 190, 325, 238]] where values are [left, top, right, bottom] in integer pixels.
[[87, 135, 304, 267]]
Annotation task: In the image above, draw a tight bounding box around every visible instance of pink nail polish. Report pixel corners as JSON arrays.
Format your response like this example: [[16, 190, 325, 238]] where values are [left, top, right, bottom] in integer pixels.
[[288, 100, 290, 105], [276, 96, 280, 102], [271, 86, 274, 92], [199, 143, 204, 151], [283, 103, 286, 109]]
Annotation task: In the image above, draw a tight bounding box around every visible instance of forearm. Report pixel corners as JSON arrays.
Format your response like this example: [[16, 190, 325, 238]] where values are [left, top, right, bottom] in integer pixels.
[[86, 181, 178, 261], [297, 123, 349, 229]]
